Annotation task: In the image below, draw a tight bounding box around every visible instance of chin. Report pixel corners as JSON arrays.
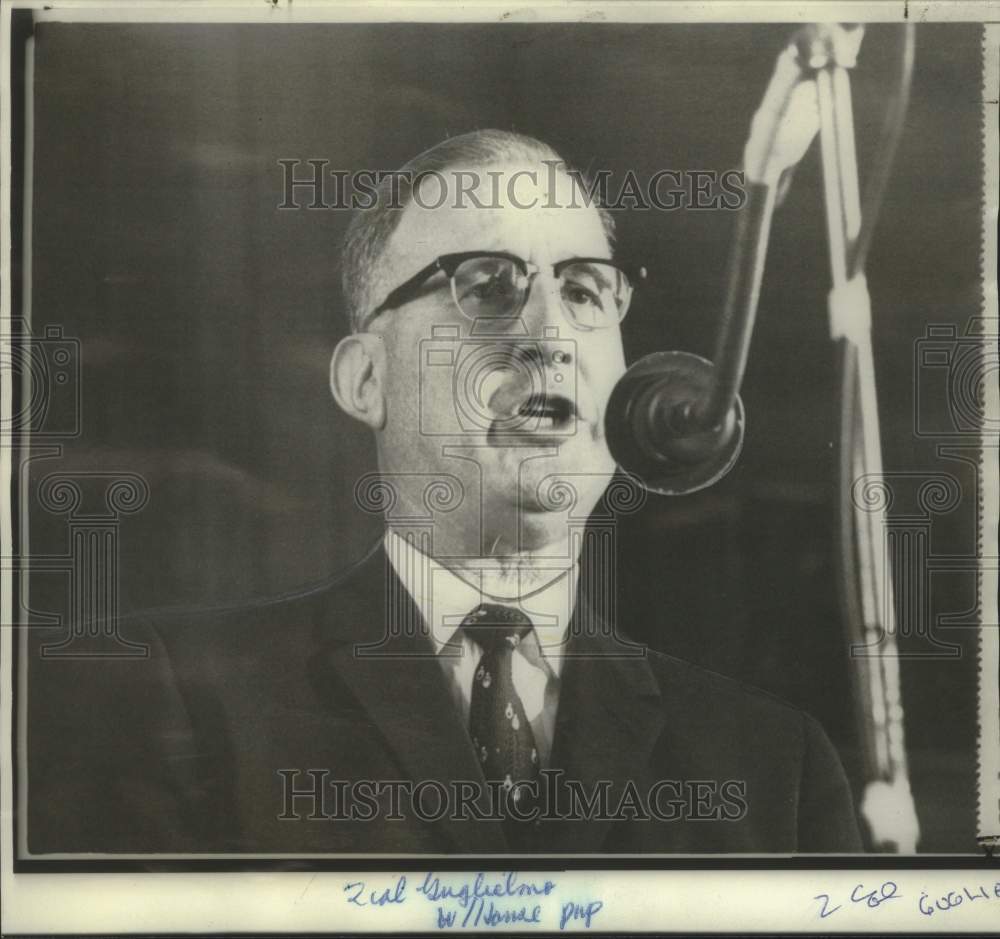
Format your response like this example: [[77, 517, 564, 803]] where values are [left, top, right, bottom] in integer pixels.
[[513, 456, 611, 517], [512, 513, 574, 554]]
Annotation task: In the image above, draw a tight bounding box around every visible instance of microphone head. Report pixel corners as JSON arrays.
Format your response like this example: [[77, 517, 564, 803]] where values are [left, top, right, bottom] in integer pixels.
[[604, 351, 745, 496]]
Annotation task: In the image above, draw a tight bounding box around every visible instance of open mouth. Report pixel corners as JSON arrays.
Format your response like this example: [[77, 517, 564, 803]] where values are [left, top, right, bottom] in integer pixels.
[[513, 393, 575, 430]]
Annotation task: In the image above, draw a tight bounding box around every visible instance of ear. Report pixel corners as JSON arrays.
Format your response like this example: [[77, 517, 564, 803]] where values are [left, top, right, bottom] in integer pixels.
[[330, 333, 387, 431]]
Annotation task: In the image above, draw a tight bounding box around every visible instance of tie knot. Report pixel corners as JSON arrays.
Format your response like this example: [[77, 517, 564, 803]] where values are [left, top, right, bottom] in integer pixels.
[[461, 603, 532, 654]]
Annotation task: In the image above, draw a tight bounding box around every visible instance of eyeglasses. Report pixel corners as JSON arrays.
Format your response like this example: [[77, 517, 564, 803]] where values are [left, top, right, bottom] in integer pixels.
[[359, 250, 645, 332]]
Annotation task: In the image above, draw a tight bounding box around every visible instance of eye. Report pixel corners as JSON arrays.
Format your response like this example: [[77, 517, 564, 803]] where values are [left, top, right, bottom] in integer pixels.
[[465, 274, 514, 301], [562, 280, 603, 309]]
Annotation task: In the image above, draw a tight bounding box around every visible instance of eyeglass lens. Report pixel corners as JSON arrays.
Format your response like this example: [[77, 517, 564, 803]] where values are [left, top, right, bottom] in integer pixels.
[[451, 256, 630, 327]]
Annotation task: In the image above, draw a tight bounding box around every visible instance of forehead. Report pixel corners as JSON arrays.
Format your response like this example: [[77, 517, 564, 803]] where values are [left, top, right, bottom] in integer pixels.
[[382, 161, 612, 281]]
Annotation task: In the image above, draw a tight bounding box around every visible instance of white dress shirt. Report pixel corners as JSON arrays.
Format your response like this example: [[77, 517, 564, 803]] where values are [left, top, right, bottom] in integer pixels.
[[384, 530, 578, 767]]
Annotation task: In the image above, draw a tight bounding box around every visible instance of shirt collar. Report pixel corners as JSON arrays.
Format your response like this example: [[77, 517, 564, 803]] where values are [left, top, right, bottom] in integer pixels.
[[384, 530, 577, 675]]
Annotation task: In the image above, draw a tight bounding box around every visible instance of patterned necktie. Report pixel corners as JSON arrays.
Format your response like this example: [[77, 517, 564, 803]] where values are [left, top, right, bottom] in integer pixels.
[[464, 603, 540, 844]]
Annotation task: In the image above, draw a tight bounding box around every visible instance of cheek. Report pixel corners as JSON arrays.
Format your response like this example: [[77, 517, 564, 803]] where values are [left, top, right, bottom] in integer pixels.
[[380, 328, 460, 438], [580, 335, 626, 393], [380, 336, 421, 417]]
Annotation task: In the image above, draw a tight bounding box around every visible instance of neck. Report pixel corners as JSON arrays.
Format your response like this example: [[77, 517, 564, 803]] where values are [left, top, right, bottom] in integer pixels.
[[452, 533, 577, 598], [386, 524, 579, 600]]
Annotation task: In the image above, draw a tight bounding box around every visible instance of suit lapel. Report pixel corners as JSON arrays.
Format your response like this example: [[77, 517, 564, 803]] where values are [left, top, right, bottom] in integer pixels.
[[313, 549, 508, 853], [310, 546, 670, 855], [541, 593, 668, 854]]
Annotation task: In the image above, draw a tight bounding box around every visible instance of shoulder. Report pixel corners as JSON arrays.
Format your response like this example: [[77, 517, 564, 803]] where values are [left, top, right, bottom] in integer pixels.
[[646, 645, 804, 713], [645, 649, 861, 851], [642, 645, 825, 754], [33, 542, 388, 721], [140, 540, 386, 656]]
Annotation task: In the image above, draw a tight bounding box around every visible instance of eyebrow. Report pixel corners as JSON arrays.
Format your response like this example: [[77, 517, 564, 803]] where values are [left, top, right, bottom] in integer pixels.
[[374, 259, 448, 312], [563, 260, 615, 292]]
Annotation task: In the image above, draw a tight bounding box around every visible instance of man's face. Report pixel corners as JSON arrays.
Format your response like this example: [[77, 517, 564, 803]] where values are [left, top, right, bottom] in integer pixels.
[[365, 161, 627, 553]]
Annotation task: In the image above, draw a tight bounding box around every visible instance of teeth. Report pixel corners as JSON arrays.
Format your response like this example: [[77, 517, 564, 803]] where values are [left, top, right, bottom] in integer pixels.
[[508, 396, 572, 426]]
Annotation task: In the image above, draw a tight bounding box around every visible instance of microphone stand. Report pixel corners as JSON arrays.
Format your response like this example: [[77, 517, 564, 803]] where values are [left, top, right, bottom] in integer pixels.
[[606, 25, 920, 850], [806, 23, 920, 853]]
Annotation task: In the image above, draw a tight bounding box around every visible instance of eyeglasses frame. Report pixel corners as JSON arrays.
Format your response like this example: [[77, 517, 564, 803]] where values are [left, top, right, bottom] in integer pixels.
[[358, 250, 645, 332]]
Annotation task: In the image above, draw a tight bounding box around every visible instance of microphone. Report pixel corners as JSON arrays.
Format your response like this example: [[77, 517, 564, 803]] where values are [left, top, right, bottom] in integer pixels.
[[605, 349, 746, 496], [606, 25, 857, 496]]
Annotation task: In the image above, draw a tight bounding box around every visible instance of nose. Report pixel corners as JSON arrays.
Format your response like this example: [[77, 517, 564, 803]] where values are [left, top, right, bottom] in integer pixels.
[[514, 275, 576, 378], [505, 341, 571, 371], [518, 269, 566, 337]]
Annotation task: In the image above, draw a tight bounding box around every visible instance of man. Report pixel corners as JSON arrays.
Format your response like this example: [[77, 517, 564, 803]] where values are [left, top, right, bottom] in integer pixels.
[[28, 130, 861, 855]]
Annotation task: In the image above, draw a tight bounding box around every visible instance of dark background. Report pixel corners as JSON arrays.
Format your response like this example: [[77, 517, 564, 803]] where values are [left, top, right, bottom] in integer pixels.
[[25, 22, 983, 852]]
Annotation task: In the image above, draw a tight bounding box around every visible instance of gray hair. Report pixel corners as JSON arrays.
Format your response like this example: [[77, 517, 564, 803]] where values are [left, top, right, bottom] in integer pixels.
[[339, 129, 616, 332]]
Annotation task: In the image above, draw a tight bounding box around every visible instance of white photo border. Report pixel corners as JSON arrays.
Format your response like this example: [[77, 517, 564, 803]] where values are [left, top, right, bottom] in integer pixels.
[[2, 1, 998, 934]]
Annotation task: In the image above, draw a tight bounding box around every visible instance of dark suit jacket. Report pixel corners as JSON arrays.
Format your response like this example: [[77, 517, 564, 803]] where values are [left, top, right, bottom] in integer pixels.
[[28, 545, 862, 855]]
